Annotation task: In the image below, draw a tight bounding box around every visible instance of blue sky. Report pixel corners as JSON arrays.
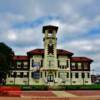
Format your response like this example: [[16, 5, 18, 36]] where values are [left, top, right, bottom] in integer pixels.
[[0, 0, 100, 74]]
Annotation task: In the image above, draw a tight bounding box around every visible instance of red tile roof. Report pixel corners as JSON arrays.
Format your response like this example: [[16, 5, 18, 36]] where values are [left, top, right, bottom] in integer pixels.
[[13, 55, 28, 61], [27, 49, 73, 56], [71, 57, 93, 62]]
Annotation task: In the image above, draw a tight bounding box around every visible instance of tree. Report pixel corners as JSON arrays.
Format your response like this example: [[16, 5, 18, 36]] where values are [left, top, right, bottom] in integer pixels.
[[0, 42, 14, 84]]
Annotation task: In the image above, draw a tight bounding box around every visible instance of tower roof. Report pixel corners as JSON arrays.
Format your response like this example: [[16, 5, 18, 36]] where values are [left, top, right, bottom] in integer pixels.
[[42, 25, 58, 33]]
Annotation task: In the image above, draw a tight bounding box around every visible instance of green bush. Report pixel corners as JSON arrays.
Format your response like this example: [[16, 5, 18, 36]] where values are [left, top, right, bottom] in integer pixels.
[[57, 84, 100, 90], [4, 84, 100, 90], [20, 85, 48, 90], [31, 85, 48, 90]]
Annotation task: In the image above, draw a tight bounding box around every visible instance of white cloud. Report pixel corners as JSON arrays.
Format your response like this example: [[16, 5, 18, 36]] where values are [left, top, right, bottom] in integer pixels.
[[0, 0, 100, 74], [7, 31, 17, 41]]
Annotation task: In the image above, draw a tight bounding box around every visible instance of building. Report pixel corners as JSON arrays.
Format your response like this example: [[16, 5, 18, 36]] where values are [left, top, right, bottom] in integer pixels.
[[6, 25, 93, 85], [91, 75, 100, 84]]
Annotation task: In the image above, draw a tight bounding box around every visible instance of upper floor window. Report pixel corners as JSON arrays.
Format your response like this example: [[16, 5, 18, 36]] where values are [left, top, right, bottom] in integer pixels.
[[72, 62, 75, 66], [60, 60, 66, 66], [71, 62, 76, 69], [32, 60, 40, 68], [24, 62, 27, 65], [83, 62, 89, 69], [78, 62, 82, 69], [23, 62, 28, 67], [11, 72, 16, 77], [17, 62, 21, 68]]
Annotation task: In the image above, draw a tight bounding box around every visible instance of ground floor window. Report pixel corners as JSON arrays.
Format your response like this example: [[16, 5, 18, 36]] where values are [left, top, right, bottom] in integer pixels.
[[66, 72, 69, 78], [75, 73, 79, 78], [58, 72, 60, 78], [71, 72, 72, 78], [87, 73, 90, 78], [41, 72, 42, 78], [31, 71, 40, 79], [82, 72, 85, 78]]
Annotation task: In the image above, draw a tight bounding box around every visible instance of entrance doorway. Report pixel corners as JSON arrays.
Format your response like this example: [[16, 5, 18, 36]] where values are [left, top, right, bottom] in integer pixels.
[[47, 74, 54, 82]]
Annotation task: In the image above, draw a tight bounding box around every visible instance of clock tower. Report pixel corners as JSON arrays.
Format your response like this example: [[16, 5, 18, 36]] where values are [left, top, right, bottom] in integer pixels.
[[43, 25, 58, 70]]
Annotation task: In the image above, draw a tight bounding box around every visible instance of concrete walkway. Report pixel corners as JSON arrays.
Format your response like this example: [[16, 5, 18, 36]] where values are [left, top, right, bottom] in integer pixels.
[[52, 91, 77, 97]]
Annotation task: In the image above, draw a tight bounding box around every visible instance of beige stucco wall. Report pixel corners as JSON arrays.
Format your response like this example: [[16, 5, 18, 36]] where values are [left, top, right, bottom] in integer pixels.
[[71, 71, 91, 85]]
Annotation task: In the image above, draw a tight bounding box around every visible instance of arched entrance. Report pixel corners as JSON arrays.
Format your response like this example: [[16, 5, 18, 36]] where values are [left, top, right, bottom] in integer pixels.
[[47, 71, 54, 82]]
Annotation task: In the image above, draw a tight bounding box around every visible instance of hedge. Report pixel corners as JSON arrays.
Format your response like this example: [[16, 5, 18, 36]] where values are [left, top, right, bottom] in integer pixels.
[[59, 84, 100, 90], [3, 84, 100, 90]]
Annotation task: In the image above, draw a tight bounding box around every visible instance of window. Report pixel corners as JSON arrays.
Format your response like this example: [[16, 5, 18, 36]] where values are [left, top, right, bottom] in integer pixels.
[[45, 71, 46, 77], [71, 62, 76, 69], [32, 61, 40, 71], [55, 72, 56, 78], [71, 73, 72, 78], [32, 59, 34, 67], [62, 66, 64, 69], [60, 61, 66, 66], [31, 71, 40, 79], [72, 62, 75, 66], [58, 72, 60, 78], [85, 81, 88, 83], [17, 72, 20, 77], [17, 72, 24, 78], [17, 62, 21, 68], [23, 62, 28, 68], [87, 73, 90, 78], [23, 72, 29, 77], [8, 72, 11, 77], [82, 73, 85, 78], [73, 81, 76, 83], [47, 75, 54, 82], [75, 73, 79, 78], [78, 62, 82, 69], [66, 72, 69, 78], [41, 72, 42, 78], [83, 63, 88, 69], [20, 72, 23, 78]]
